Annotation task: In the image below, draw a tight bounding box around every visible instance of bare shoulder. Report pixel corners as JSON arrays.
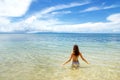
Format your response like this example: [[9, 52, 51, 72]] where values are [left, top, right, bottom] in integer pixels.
[[71, 53, 74, 56], [71, 52, 75, 57], [79, 52, 82, 56], [79, 52, 81, 55]]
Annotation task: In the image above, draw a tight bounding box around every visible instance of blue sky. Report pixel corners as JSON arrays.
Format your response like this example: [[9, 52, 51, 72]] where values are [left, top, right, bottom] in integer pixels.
[[0, 0, 120, 33]]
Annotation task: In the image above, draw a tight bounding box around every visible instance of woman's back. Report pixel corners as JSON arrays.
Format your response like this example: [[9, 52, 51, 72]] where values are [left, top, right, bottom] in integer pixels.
[[63, 45, 89, 66], [72, 53, 79, 62]]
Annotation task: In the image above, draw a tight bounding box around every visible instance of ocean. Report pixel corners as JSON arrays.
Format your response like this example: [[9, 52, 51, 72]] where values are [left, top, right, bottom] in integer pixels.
[[0, 33, 120, 80]]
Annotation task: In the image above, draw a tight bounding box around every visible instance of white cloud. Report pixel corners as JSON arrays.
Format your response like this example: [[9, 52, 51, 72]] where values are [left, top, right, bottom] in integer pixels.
[[0, 0, 120, 33], [0, 0, 119, 33], [40, 2, 89, 15], [0, 13, 120, 33], [107, 13, 120, 23], [81, 7, 100, 12], [25, 13, 120, 33], [0, 0, 32, 17], [81, 5, 119, 12], [25, 16, 37, 24], [0, 12, 120, 33], [60, 13, 120, 33], [0, 17, 10, 24], [51, 11, 71, 15], [103, 5, 119, 9], [32, 2, 89, 23]]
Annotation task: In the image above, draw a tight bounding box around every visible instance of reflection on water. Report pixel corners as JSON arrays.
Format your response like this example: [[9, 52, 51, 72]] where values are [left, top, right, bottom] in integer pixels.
[[0, 33, 120, 80]]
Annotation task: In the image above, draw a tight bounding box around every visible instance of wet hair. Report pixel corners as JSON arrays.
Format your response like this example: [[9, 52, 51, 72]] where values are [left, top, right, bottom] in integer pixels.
[[73, 45, 80, 56]]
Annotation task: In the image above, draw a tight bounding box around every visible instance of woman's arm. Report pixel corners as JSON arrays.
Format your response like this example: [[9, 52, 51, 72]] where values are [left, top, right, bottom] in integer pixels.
[[63, 53, 73, 65], [79, 52, 89, 64]]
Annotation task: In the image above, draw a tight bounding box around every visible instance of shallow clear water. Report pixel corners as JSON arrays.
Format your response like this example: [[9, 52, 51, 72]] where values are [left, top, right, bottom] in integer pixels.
[[0, 33, 120, 80]]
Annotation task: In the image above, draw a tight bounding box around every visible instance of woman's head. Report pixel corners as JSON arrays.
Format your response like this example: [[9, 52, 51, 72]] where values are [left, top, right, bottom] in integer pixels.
[[73, 44, 80, 56]]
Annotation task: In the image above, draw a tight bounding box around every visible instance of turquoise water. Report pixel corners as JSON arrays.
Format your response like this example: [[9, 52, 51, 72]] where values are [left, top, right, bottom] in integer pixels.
[[0, 33, 120, 80]]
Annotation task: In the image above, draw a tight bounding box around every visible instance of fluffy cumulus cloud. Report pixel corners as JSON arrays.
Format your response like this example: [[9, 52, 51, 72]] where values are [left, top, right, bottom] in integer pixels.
[[0, 0, 32, 17], [107, 13, 120, 22], [0, 13, 120, 33], [56, 13, 120, 33], [26, 13, 120, 33], [0, 1, 120, 33], [0, 0, 32, 32], [5, 13, 119, 33]]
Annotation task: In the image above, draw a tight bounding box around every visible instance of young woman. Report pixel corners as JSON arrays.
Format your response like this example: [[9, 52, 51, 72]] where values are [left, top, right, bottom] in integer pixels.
[[63, 45, 89, 68]]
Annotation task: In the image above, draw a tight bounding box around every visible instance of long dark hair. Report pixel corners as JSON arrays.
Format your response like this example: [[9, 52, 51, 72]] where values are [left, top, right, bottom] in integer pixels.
[[73, 45, 80, 56]]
